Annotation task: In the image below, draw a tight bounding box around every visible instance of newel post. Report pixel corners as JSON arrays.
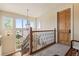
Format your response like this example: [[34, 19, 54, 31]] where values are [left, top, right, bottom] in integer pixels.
[[29, 27, 32, 55], [54, 28, 56, 43]]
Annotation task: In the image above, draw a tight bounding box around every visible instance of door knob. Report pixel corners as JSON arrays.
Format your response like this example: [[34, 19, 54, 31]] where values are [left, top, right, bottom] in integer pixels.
[[69, 30, 71, 33]]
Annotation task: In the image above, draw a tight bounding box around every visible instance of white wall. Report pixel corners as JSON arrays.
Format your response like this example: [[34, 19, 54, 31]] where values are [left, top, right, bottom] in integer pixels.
[[74, 4, 79, 41], [0, 14, 2, 55], [37, 11, 57, 30], [37, 4, 73, 42]]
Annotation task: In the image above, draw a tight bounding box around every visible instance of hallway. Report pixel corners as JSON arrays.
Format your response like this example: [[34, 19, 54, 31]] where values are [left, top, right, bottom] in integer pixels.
[[0, 3, 79, 56], [11, 43, 70, 56]]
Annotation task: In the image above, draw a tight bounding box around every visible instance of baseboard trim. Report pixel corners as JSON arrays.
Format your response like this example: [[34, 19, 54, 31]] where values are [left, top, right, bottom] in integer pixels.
[[6, 50, 21, 56]]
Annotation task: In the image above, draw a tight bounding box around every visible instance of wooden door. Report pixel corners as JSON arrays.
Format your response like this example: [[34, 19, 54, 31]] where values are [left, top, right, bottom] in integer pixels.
[[57, 8, 71, 45]]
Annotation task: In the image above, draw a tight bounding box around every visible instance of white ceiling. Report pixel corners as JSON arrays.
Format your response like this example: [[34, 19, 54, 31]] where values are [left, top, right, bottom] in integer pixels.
[[0, 3, 72, 17]]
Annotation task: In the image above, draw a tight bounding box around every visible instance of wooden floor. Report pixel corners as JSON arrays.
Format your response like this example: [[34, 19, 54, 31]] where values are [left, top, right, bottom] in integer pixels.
[[66, 48, 79, 56]]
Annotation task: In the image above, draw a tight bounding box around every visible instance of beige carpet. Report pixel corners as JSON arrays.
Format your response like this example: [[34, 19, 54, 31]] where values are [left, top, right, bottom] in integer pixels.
[[12, 43, 70, 56], [32, 43, 70, 56]]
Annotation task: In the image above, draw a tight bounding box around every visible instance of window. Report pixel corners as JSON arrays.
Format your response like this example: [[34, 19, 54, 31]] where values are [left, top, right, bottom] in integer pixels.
[[15, 18, 29, 49], [16, 18, 29, 28], [16, 18, 22, 28], [30, 21, 35, 28], [23, 19, 28, 28], [30, 19, 37, 29], [3, 16, 13, 29], [36, 21, 40, 29]]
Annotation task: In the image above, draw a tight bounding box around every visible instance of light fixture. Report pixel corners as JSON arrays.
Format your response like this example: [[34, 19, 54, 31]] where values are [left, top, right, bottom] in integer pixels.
[[27, 9, 29, 25]]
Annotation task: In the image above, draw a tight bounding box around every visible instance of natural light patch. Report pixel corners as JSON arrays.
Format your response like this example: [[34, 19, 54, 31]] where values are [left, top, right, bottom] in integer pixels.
[[3, 16, 13, 29]]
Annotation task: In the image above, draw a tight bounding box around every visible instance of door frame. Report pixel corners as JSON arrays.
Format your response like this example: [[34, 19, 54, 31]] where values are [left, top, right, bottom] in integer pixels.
[[57, 8, 71, 45]]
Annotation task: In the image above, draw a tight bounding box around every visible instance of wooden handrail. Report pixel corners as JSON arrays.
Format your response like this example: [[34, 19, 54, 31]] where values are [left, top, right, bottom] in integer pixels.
[[71, 40, 79, 48], [54, 29, 56, 43], [71, 40, 79, 42], [32, 30, 55, 32]]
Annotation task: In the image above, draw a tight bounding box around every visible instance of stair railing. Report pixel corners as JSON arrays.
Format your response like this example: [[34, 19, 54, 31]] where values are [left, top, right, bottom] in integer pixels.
[[21, 27, 56, 55]]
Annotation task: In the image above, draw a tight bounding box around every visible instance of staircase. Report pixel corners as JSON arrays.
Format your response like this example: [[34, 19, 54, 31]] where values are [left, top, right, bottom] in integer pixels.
[[21, 34, 30, 55]]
